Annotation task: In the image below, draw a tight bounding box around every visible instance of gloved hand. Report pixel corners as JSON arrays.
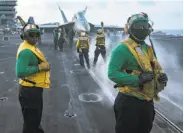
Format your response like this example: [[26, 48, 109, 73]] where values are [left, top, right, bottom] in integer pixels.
[[158, 73, 168, 85], [97, 46, 101, 50], [101, 22, 104, 27], [38, 62, 51, 72], [79, 48, 82, 53], [138, 71, 154, 85]]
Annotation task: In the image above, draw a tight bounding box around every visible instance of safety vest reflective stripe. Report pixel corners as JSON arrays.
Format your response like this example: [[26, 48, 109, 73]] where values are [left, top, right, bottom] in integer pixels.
[[98, 35, 105, 38], [79, 37, 88, 40], [98, 44, 105, 45]]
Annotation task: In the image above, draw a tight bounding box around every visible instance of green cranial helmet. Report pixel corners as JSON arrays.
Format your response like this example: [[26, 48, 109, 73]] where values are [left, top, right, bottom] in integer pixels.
[[127, 12, 154, 41], [23, 24, 41, 44], [23, 24, 40, 33]]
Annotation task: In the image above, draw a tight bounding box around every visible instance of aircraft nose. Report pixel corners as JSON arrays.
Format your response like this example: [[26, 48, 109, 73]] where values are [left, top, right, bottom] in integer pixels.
[[78, 21, 90, 32], [82, 21, 90, 32]]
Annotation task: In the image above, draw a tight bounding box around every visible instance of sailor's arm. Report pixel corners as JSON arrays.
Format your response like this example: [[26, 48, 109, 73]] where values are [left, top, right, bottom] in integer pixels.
[[104, 36, 106, 44], [102, 27, 105, 34], [95, 36, 98, 46], [76, 40, 80, 49], [108, 44, 140, 88], [16, 50, 39, 78], [88, 38, 90, 48], [95, 35, 98, 40], [64, 34, 67, 40], [53, 31, 55, 37]]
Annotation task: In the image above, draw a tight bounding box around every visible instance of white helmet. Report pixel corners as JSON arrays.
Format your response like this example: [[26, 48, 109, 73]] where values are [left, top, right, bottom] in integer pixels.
[[97, 29, 102, 34], [80, 31, 86, 36]]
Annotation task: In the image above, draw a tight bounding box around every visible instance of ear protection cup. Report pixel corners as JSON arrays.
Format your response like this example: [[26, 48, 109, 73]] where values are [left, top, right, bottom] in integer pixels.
[[19, 24, 27, 40], [36, 25, 39, 29], [21, 24, 28, 39], [124, 17, 131, 34], [20, 34, 24, 40]]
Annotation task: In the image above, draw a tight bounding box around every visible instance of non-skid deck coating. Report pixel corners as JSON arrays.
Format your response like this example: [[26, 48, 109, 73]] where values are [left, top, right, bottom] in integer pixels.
[[0, 34, 182, 133]]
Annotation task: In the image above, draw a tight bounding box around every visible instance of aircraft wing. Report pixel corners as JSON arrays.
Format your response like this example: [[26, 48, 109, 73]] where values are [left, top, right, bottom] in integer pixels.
[[104, 26, 124, 31], [89, 22, 95, 28], [16, 24, 58, 29], [94, 25, 124, 31], [38, 24, 58, 28], [58, 22, 75, 29], [89, 22, 124, 32]]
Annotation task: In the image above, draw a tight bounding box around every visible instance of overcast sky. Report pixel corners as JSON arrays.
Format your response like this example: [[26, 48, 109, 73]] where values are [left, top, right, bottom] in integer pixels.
[[16, 0, 183, 29]]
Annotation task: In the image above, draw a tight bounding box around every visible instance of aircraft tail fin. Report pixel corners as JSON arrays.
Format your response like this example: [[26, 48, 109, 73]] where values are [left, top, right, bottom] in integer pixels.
[[58, 5, 68, 23], [27, 16, 35, 24], [83, 6, 87, 14], [16, 16, 26, 26]]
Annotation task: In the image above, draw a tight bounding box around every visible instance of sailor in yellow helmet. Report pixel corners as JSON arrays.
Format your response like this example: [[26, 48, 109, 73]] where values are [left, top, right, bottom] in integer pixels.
[[93, 28, 106, 66], [16, 23, 50, 133], [76, 31, 90, 69], [108, 13, 168, 133]]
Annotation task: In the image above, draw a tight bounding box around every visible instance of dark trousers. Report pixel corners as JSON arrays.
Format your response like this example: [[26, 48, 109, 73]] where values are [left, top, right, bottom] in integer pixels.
[[54, 38, 58, 50], [69, 37, 73, 48], [114, 93, 155, 133], [93, 46, 106, 65], [19, 85, 44, 133], [58, 39, 64, 51], [78, 49, 90, 68]]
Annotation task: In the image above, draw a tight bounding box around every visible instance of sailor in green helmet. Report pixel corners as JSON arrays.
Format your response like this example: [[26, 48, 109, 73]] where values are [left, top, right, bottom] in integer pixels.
[[16, 23, 51, 133], [108, 12, 168, 133]]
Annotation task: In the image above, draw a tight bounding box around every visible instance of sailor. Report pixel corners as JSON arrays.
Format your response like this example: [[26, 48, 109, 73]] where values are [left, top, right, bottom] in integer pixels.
[[76, 31, 90, 69], [57, 28, 64, 51], [53, 28, 58, 50], [16, 24, 51, 133], [68, 29, 74, 48], [93, 28, 106, 66], [108, 12, 168, 133]]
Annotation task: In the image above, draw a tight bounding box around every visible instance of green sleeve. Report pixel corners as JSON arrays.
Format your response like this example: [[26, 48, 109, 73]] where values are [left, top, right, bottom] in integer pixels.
[[108, 44, 140, 88], [53, 31, 56, 37], [16, 49, 39, 78]]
